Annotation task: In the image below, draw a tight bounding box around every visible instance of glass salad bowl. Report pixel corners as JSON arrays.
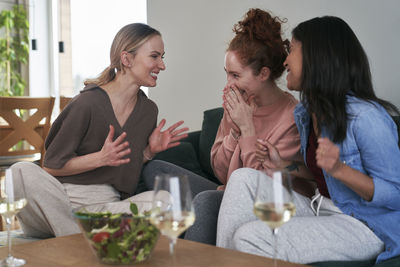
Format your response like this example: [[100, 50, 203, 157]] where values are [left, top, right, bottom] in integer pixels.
[[73, 201, 159, 265]]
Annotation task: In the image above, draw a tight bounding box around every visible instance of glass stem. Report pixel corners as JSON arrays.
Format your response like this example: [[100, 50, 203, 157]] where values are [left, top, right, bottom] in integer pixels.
[[6, 216, 12, 258], [272, 228, 278, 267], [169, 237, 176, 255]]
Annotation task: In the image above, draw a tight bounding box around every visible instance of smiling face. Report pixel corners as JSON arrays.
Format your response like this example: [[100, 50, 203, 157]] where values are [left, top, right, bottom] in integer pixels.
[[224, 50, 265, 99], [126, 35, 165, 87], [283, 38, 303, 91]]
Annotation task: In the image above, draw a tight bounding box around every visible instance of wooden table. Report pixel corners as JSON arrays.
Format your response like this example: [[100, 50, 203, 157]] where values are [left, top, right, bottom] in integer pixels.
[[0, 234, 309, 266]]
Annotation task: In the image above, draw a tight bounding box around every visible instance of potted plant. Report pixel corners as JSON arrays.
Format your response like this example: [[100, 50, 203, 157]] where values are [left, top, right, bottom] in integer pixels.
[[0, 4, 29, 96]]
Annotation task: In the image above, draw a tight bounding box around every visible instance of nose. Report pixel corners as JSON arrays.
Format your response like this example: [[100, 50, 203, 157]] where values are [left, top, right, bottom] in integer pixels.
[[225, 80, 235, 89], [226, 74, 234, 85], [283, 59, 288, 69], [159, 59, 166, 71]]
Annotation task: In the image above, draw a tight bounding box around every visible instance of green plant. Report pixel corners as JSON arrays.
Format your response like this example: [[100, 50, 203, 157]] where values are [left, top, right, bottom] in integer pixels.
[[0, 4, 29, 96]]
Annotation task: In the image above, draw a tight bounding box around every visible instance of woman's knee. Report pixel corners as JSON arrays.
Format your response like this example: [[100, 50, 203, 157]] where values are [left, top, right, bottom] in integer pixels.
[[10, 161, 44, 184], [227, 168, 261, 190], [142, 160, 162, 176], [144, 160, 176, 173], [11, 161, 39, 172], [142, 160, 175, 181], [142, 160, 163, 188]]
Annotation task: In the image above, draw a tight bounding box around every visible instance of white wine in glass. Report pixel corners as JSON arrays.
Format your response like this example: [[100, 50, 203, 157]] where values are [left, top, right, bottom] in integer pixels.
[[150, 175, 195, 256], [253, 202, 296, 230], [253, 170, 295, 263], [0, 168, 28, 266]]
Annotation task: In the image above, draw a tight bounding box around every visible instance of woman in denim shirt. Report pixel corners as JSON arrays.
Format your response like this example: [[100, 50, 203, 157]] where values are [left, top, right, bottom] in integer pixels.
[[217, 16, 400, 264]]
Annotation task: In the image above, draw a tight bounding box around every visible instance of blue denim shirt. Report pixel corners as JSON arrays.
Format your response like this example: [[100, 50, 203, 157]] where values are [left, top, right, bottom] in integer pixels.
[[294, 95, 400, 263]]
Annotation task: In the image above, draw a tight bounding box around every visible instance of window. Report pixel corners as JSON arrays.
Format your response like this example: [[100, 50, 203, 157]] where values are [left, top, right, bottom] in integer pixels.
[[70, 0, 147, 95], [28, 0, 147, 101]]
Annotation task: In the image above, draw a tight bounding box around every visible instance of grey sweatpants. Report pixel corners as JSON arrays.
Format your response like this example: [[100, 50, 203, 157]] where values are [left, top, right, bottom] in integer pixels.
[[142, 160, 218, 196], [11, 162, 155, 239], [217, 168, 384, 264]]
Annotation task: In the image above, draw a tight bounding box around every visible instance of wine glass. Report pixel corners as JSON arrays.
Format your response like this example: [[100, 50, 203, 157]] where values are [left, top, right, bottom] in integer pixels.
[[0, 168, 28, 266], [253, 170, 295, 264], [150, 174, 195, 256]]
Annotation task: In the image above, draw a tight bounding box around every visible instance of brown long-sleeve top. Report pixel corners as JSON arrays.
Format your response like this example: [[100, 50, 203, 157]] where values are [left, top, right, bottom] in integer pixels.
[[44, 85, 157, 199]]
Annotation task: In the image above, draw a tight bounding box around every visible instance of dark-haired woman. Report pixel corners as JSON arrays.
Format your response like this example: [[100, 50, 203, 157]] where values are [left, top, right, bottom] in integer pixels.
[[183, 8, 302, 244], [10, 23, 188, 238], [217, 16, 400, 264]]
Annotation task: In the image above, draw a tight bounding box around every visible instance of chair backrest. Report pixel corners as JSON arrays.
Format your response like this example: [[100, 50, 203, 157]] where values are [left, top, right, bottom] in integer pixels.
[[0, 96, 55, 166], [59, 96, 72, 112]]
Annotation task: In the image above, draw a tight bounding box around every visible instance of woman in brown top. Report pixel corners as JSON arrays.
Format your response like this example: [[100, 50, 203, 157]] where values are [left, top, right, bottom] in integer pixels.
[[11, 23, 188, 238]]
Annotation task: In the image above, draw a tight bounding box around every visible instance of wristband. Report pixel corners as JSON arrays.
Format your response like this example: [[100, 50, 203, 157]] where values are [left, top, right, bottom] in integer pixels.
[[143, 149, 154, 161]]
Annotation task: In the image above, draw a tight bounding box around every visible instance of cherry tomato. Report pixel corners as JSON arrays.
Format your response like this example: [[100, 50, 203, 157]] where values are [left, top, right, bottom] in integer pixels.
[[92, 232, 110, 243]]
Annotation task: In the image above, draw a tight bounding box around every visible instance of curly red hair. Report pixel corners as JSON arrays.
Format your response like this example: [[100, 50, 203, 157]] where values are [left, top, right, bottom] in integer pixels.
[[228, 8, 289, 81]]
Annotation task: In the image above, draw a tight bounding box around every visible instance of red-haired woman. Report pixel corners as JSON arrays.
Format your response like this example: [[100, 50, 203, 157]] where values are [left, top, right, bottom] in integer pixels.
[[185, 8, 303, 244]]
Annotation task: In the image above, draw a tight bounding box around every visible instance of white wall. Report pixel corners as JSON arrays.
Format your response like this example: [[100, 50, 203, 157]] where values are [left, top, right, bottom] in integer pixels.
[[148, 0, 400, 131]]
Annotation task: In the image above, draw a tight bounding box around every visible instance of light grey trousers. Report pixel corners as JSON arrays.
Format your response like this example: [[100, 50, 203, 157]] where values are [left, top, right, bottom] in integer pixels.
[[11, 162, 155, 239], [216, 168, 384, 264]]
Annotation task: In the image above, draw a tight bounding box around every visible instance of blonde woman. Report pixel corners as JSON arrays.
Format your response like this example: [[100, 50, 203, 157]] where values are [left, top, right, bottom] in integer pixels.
[[11, 23, 188, 238]]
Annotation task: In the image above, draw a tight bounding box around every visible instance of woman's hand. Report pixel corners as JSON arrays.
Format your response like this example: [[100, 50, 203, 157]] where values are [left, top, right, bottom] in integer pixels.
[[148, 119, 189, 155], [100, 125, 131, 166], [255, 139, 284, 170], [316, 137, 344, 176], [222, 86, 241, 135], [316, 137, 375, 201], [224, 86, 256, 137]]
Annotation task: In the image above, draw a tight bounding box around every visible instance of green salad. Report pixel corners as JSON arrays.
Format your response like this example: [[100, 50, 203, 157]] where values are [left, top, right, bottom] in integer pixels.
[[75, 203, 159, 264]]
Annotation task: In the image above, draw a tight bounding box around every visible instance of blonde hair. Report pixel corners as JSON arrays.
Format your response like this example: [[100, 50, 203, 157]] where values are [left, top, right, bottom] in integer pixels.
[[84, 23, 161, 86]]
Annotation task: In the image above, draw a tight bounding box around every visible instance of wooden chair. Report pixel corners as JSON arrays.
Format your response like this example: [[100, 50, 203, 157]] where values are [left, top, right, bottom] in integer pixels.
[[0, 97, 55, 169], [59, 96, 72, 112]]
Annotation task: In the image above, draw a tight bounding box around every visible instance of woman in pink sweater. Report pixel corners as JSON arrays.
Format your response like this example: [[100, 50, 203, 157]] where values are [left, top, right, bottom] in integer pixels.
[[184, 8, 301, 243], [211, 9, 300, 189]]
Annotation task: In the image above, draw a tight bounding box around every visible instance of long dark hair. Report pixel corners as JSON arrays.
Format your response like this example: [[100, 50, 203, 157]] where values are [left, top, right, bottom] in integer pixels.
[[292, 16, 398, 142]]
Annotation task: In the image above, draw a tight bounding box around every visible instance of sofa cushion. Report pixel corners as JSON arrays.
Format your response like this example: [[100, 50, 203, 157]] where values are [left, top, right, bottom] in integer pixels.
[[310, 255, 400, 267], [374, 255, 400, 266], [198, 107, 224, 179], [309, 259, 375, 267]]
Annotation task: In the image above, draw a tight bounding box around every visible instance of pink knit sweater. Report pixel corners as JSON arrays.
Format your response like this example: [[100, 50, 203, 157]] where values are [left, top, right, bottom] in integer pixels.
[[211, 92, 301, 185]]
